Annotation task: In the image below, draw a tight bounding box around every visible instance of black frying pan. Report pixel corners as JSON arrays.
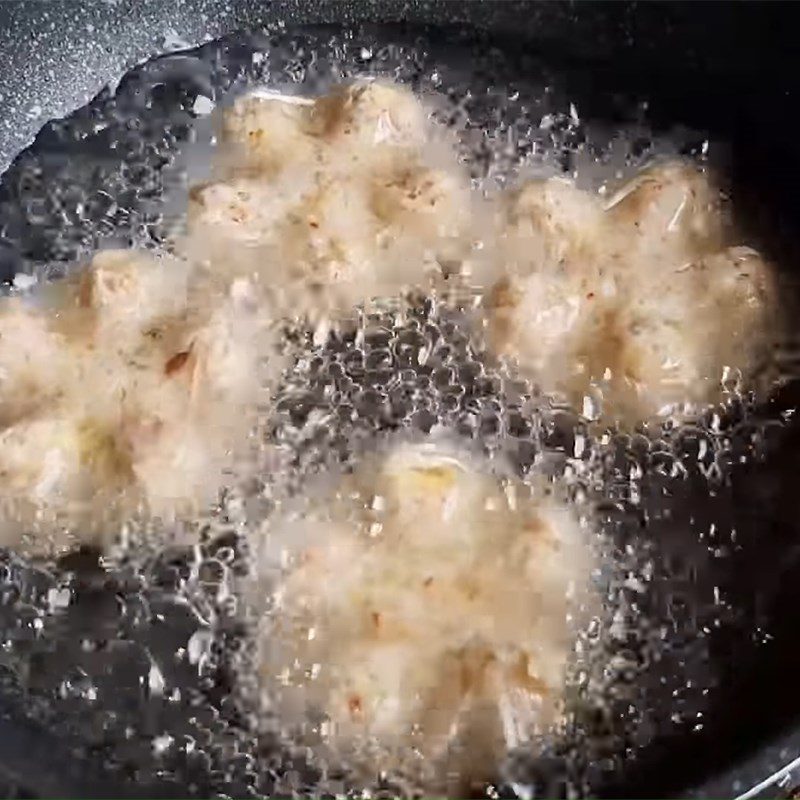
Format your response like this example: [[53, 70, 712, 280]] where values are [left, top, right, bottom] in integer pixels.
[[1, 3, 799, 798]]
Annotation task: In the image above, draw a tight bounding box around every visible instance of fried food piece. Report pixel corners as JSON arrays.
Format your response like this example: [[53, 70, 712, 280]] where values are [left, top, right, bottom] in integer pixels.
[[183, 174, 314, 290], [0, 300, 67, 429], [604, 160, 725, 265], [220, 81, 428, 180], [0, 251, 276, 555], [187, 173, 384, 320], [117, 274, 269, 521], [131, 273, 273, 506], [78, 249, 190, 324], [220, 92, 318, 178], [487, 162, 777, 421], [186, 166, 472, 321], [503, 176, 607, 269], [258, 441, 594, 790], [369, 162, 474, 271], [308, 81, 429, 172], [184, 80, 474, 322]]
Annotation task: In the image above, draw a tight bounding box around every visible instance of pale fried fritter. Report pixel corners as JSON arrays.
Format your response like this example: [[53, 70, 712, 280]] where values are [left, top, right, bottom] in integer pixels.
[[0, 251, 277, 555], [486, 162, 777, 421], [185, 81, 474, 322], [258, 441, 594, 790]]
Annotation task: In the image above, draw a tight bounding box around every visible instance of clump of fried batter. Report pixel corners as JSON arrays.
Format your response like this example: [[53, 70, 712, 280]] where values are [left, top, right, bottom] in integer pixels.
[[0, 250, 279, 555], [485, 163, 778, 422], [257, 441, 595, 792], [183, 81, 476, 325]]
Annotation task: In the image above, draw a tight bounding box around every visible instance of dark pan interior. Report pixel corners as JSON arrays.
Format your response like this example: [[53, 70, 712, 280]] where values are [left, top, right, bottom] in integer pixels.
[[0, 3, 800, 798]]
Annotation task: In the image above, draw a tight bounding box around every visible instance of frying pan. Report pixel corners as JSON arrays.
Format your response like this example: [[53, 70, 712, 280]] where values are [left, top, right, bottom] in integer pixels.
[[1, 2, 800, 797]]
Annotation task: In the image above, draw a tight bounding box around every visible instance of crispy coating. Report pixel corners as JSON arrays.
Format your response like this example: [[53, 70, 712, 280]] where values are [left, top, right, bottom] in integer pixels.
[[0, 251, 278, 555], [184, 80, 474, 321], [487, 163, 777, 421], [258, 442, 594, 789]]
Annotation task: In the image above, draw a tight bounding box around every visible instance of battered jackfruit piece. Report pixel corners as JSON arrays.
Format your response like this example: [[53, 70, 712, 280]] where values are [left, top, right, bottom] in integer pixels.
[[38, 249, 193, 356], [0, 311, 157, 552], [186, 171, 385, 321], [274, 176, 412, 319], [186, 80, 475, 321], [307, 81, 429, 172], [0, 416, 93, 552], [369, 162, 475, 276], [78, 249, 191, 326], [183, 173, 314, 290], [219, 92, 318, 178], [0, 300, 68, 429], [309, 81, 475, 280], [502, 176, 607, 272], [486, 175, 618, 400], [487, 162, 776, 422], [115, 274, 271, 523], [486, 270, 598, 399], [185, 165, 474, 322], [0, 251, 276, 556], [620, 246, 776, 415], [499, 162, 724, 279], [258, 441, 595, 791], [603, 160, 725, 268], [220, 81, 429, 181], [487, 252, 777, 423], [187, 173, 314, 243], [487, 178, 616, 373]]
